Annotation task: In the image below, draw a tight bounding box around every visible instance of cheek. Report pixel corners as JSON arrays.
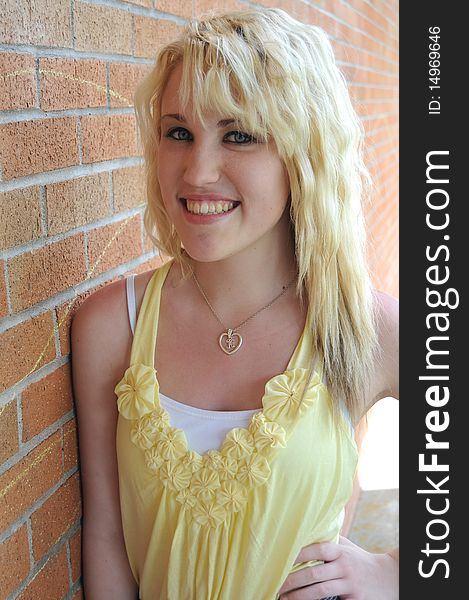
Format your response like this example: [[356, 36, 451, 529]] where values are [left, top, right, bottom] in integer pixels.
[[255, 159, 290, 202], [157, 153, 174, 195]]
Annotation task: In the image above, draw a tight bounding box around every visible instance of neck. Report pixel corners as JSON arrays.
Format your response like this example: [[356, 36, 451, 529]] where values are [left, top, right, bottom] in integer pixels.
[[183, 233, 299, 326]]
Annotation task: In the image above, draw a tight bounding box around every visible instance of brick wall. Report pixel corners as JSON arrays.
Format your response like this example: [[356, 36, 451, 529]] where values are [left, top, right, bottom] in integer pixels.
[[0, 1, 398, 598]]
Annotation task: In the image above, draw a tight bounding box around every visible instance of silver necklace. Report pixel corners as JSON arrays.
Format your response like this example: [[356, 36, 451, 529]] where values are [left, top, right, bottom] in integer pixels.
[[191, 270, 297, 355]]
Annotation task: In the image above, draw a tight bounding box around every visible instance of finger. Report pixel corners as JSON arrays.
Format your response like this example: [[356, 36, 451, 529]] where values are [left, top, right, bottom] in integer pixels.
[[279, 576, 350, 600], [295, 541, 343, 564], [277, 560, 344, 595]]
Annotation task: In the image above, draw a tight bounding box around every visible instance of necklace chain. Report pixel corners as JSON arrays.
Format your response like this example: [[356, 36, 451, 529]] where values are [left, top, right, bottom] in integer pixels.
[[191, 268, 296, 354]]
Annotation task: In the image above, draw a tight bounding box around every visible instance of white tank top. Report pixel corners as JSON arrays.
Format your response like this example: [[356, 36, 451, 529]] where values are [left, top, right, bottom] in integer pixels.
[[125, 274, 260, 455]]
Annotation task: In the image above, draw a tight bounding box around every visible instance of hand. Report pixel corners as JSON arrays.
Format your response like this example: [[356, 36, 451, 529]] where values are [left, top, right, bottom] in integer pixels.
[[277, 536, 398, 599]]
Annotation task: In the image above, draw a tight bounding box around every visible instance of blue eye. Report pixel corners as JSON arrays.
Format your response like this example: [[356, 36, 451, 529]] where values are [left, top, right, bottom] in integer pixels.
[[165, 127, 191, 141], [224, 131, 256, 144], [164, 127, 256, 145]]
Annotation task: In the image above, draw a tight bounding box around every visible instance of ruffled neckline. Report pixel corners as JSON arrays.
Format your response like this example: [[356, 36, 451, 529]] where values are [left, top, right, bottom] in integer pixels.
[[115, 364, 323, 528]]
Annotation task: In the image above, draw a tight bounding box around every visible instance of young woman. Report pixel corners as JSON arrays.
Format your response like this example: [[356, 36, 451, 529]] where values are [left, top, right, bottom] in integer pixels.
[[71, 8, 399, 600]]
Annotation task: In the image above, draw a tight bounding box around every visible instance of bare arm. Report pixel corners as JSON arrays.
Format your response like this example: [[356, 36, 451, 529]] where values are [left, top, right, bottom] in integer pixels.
[[71, 281, 139, 600], [369, 290, 399, 406]]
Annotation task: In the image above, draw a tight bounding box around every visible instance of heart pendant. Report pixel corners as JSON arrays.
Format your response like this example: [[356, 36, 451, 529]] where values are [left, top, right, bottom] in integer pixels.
[[219, 329, 243, 355]]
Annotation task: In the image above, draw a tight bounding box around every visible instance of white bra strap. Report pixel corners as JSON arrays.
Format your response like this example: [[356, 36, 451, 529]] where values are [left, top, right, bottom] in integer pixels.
[[125, 273, 137, 336]]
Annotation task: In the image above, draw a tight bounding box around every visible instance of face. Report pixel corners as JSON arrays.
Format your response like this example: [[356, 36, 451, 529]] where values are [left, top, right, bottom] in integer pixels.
[[157, 62, 291, 264]]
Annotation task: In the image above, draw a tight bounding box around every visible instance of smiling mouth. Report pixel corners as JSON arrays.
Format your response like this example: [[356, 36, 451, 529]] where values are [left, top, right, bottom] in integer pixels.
[[180, 198, 241, 215]]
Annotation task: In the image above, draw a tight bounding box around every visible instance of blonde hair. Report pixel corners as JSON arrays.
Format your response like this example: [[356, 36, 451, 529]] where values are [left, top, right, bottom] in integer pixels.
[[135, 7, 379, 424]]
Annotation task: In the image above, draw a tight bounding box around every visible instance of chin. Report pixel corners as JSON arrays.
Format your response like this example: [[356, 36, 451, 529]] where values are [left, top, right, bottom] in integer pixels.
[[182, 249, 227, 264], [180, 241, 236, 264]]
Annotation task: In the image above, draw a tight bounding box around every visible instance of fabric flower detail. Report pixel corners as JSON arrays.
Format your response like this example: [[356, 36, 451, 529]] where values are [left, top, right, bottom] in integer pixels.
[[202, 450, 224, 471], [263, 369, 320, 422], [220, 428, 255, 460], [237, 453, 271, 486], [159, 460, 192, 492], [181, 451, 203, 473], [249, 413, 287, 451], [190, 467, 220, 502], [144, 447, 164, 472], [146, 407, 170, 431], [191, 499, 226, 528], [131, 415, 160, 449], [217, 480, 248, 512], [176, 488, 197, 508], [218, 456, 238, 481], [155, 427, 187, 461], [115, 364, 157, 420]]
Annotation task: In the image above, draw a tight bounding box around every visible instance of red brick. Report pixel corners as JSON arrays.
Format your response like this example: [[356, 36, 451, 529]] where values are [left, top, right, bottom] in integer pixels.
[[8, 234, 87, 312], [21, 363, 73, 443], [55, 288, 98, 357], [0, 399, 19, 466], [126, 0, 152, 6], [341, 65, 398, 88], [46, 173, 110, 235], [81, 114, 138, 164], [0, 187, 42, 250], [194, 0, 244, 16], [373, 0, 397, 28], [283, 0, 311, 21], [133, 254, 166, 275], [348, 0, 393, 35], [333, 39, 398, 75], [112, 165, 145, 212], [134, 16, 183, 58], [0, 261, 8, 318], [87, 215, 143, 277], [0, 312, 56, 394], [0, 525, 30, 598], [0, 431, 63, 531], [74, 2, 133, 54], [109, 62, 152, 108], [72, 589, 84, 600], [63, 419, 79, 473], [31, 473, 81, 561], [68, 528, 81, 583], [349, 84, 397, 102], [355, 101, 397, 118], [0, 0, 72, 47], [40, 57, 107, 111], [0, 118, 78, 180], [17, 545, 69, 600], [157, 0, 192, 18], [0, 52, 37, 111]]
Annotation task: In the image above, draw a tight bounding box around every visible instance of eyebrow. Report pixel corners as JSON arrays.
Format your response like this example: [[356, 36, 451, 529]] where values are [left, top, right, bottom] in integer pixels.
[[160, 113, 238, 128]]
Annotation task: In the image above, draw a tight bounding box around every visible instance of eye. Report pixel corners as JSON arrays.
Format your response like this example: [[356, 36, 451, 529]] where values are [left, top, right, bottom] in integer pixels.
[[165, 127, 192, 141], [224, 131, 256, 144]]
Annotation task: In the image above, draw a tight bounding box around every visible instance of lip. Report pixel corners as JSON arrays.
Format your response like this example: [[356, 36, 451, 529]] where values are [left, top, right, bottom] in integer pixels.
[[179, 195, 240, 224]]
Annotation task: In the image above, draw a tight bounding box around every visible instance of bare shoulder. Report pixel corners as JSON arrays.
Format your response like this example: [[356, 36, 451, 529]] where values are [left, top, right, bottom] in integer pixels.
[[72, 278, 129, 379], [72, 270, 155, 364], [367, 289, 399, 408]]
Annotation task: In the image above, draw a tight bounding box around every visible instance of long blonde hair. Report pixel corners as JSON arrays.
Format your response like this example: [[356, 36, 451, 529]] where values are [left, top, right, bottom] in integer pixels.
[[134, 7, 379, 423]]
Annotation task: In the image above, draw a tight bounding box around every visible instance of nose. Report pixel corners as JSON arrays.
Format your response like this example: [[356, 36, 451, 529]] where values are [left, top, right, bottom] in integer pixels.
[[182, 141, 222, 187]]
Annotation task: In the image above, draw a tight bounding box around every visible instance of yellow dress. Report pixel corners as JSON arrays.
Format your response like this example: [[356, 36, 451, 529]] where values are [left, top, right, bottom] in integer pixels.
[[115, 259, 358, 600]]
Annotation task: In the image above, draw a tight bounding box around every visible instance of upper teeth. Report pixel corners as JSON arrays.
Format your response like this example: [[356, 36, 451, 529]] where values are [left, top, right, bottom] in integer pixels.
[[186, 200, 235, 214]]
